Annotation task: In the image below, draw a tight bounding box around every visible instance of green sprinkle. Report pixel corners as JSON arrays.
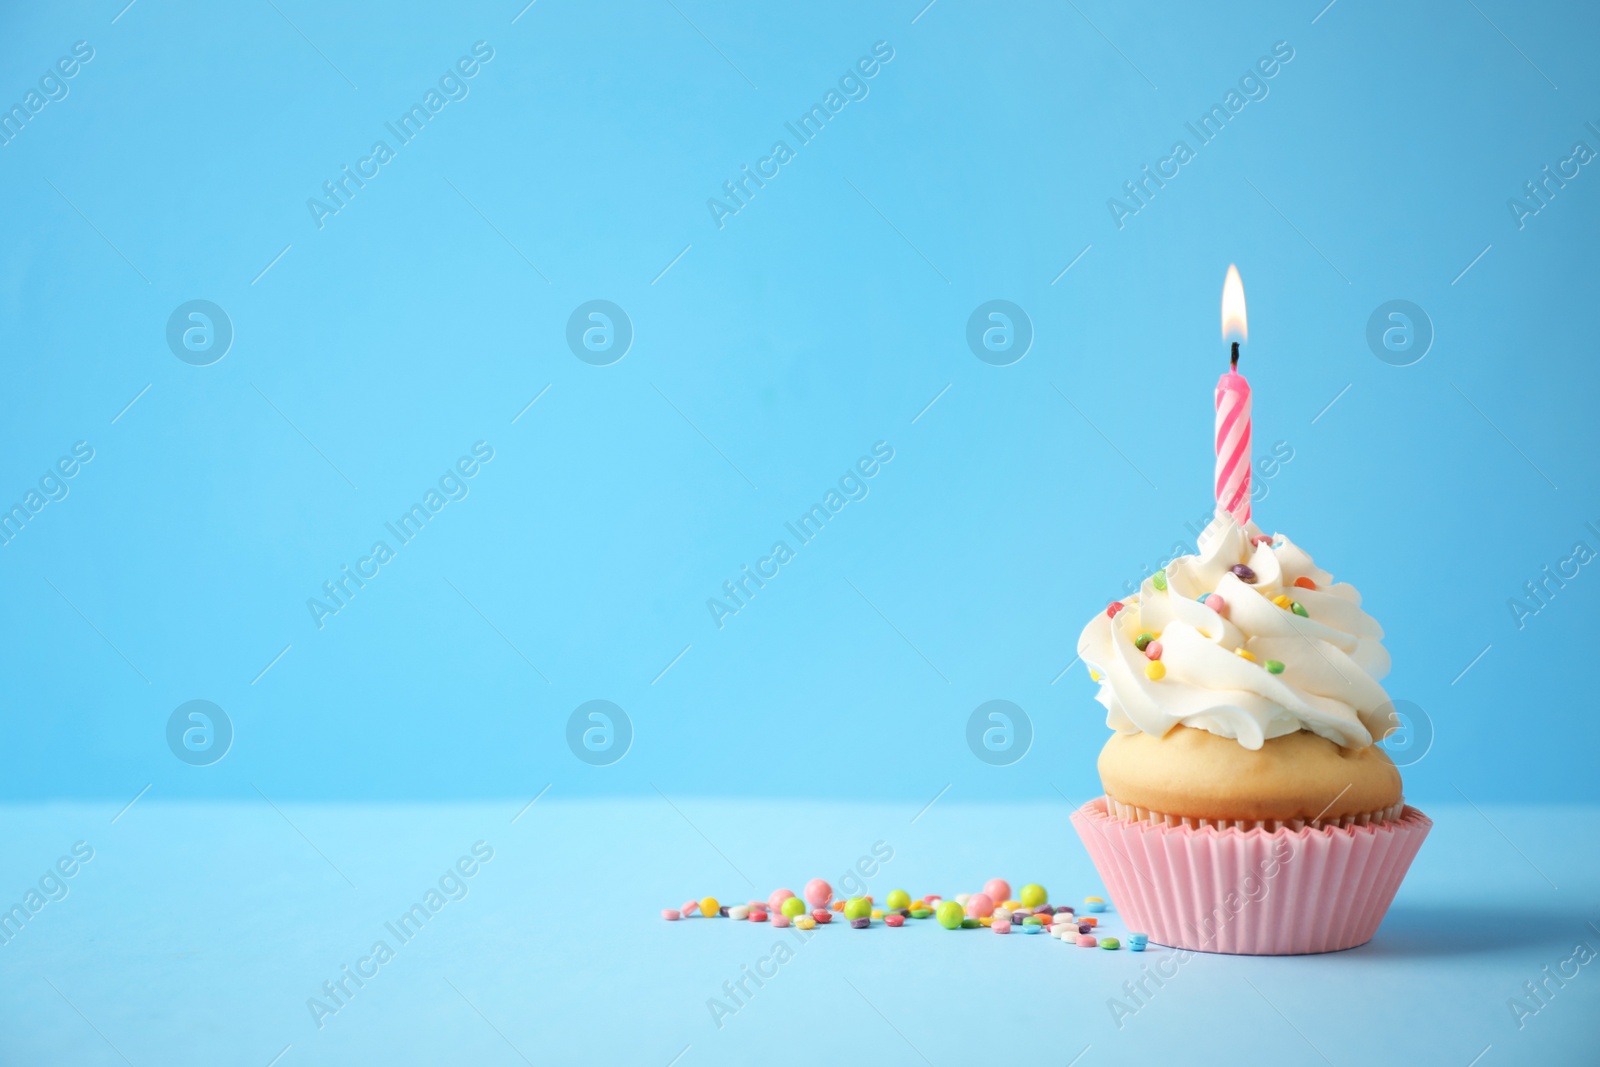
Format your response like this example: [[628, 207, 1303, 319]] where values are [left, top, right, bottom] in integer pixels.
[[1100, 937, 1121, 950], [1023, 914, 1047, 925], [1265, 660, 1285, 674], [961, 917, 980, 929], [1152, 569, 1168, 591], [910, 908, 933, 919], [1134, 631, 1155, 651], [1291, 602, 1309, 617]]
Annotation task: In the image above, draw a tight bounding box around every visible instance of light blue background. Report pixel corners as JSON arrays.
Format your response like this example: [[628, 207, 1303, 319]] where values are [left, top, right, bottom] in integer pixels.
[[3, 0, 1598, 1063], [3, 0, 1596, 805]]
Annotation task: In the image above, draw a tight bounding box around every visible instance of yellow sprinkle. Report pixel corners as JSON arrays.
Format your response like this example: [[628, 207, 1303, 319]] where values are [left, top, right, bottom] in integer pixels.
[[1272, 594, 1292, 608], [1003, 900, 1023, 911], [796, 916, 816, 930], [870, 909, 884, 920], [1145, 661, 1166, 680], [1089, 669, 1101, 682], [979, 916, 993, 927], [1234, 647, 1256, 662]]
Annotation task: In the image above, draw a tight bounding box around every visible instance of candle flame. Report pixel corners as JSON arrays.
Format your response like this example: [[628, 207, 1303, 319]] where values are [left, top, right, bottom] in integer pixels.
[[1221, 264, 1247, 343]]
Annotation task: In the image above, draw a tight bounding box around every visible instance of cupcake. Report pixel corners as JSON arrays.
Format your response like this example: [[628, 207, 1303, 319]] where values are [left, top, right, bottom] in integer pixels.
[[1069, 507, 1430, 954]]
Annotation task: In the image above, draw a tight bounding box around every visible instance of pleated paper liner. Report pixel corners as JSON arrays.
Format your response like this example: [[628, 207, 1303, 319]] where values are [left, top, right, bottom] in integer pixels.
[[1103, 795, 1408, 833], [1072, 796, 1431, 955]]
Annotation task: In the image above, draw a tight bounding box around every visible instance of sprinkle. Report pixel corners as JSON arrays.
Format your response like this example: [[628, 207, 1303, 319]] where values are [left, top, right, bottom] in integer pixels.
[[1291, 602, 1309, 618], [1100, 937, 1122, 950], [992, 920, 1012, 934], [1204, 593, 1226, 615], [1134, 631, 1155, 651], [1084, 896, 1106, 910], [1250, 534, 1273, 547], [851, 916, 871, 929], [1272, 594, 1292, 608], [1144, 660, 1166, 680], [1293, 576, 1317, 590], [1231, 564, 1257, 584], [1089, 669, 1101, 682], [1152, 569, 1168, 591], [795, 916, 816, 930], [1106, 601, 1125, 618], [885, 913, 904, 927], [1076, 934, 1097, 947], [662, 909, 681, 920], [1265, 660, 1285, 674], [1234, 647, 1256, 662], [1144, 641, 1163, 661]]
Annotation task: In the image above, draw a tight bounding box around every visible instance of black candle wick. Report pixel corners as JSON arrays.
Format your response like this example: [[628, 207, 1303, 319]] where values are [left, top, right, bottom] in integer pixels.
[[1231, 341, 1239, 370]]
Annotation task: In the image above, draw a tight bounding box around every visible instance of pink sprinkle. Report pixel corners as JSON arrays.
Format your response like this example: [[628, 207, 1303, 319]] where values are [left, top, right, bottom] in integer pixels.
[[992, 920, 1012, 934], [662, 909, 681, 921], [1204, 594, 1226, 615], [1076, 934, 1097, 947], [681, 900, 699, 917], [772, 913, 791, 928], [1145, 641, 1162, 661]]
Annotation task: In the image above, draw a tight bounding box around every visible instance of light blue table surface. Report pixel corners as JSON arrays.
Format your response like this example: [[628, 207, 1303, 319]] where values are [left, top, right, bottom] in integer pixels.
[[2, 799, 1594, 1065]]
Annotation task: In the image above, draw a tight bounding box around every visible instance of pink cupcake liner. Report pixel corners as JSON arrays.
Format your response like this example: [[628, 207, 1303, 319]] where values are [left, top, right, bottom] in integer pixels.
[[1071, 796, 1431, 955]]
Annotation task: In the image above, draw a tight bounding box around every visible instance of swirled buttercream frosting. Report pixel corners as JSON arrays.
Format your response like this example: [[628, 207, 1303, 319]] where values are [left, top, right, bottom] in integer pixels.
[[1078, 508, 1396, 750]]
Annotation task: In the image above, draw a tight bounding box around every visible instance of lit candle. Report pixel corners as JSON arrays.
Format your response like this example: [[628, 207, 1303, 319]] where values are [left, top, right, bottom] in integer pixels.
[[1215, 265, 1251, 526]]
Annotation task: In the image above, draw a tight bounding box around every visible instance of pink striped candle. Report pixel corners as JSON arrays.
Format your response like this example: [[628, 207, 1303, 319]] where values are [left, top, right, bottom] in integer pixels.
[[1216, 265, 1251, 526]]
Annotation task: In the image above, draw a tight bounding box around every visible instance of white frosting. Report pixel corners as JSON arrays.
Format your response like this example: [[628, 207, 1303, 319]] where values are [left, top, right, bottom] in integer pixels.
[[1077, 508, 1395, 750]]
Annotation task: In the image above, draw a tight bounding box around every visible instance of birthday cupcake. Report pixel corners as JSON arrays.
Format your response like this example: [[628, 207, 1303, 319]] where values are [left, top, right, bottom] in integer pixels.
[[1069, 506, 1431, 955]]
